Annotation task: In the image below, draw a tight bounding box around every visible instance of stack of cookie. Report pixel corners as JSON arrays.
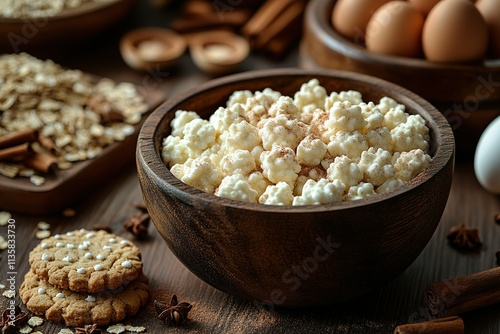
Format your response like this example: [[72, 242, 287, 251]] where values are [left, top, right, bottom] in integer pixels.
[[20, 229, 149, 327]]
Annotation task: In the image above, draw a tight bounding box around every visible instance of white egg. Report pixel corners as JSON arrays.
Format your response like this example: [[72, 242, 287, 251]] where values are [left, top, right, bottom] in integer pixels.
[[474, 116, 500, 194]]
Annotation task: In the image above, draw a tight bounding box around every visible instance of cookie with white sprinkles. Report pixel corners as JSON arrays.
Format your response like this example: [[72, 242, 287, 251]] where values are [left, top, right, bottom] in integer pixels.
[[28, 229, 143, 293], [20, 270, 149, 326]]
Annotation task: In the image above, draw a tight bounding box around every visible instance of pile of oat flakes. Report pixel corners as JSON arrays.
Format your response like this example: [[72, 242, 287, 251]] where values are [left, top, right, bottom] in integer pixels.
[[0, 53, 148, 186]]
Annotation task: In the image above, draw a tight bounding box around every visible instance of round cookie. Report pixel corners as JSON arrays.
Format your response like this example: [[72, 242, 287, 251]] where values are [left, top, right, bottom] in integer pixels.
[[20, 270, 149, 326], [29, 229, 143, 293]]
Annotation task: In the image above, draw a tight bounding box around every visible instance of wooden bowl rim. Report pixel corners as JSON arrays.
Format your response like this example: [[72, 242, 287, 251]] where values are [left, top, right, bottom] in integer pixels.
[[308, 0, 500, 71], [188, 30, 250, 66], [120, 27, 187, 63], [0, 0, 127, 23], [138, 68, 454, 214]]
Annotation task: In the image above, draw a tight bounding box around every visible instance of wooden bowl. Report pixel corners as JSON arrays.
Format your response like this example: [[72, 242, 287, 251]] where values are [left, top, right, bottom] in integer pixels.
[[301, 0, 500, 104], [120, 28, 187, 71], [188, 30, 250, 75], [137, 69, 455, 307], [0, 0, 138, 57]]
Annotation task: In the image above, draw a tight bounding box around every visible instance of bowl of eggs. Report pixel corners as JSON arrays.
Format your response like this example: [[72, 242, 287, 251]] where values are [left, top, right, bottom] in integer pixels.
[[301, 0, 500, 153], [137, 68, 454, 306]]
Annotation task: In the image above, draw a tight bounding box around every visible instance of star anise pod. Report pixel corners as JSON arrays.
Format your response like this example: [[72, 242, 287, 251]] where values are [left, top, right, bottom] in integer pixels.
[[496, 250, 500, 266], [75, 324, 101, 334], [154, 295, 193, 326], [494, 213, 500, 225], [447, 223, 482, 251], [123, 211, 150, 239], [0, 305, 30, 334]]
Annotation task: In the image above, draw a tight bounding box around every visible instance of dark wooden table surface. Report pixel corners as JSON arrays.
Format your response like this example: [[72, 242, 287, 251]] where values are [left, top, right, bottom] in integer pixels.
[[1, 1, 500, 333]]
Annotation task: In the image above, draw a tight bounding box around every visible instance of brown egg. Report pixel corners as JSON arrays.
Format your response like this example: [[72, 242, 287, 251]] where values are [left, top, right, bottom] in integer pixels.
[[476, 0, 500, 57], [365, 1, 425, 57], [408, 0, 441, 15], [332, 0, 391, 43], [422, 0, 488, 62]]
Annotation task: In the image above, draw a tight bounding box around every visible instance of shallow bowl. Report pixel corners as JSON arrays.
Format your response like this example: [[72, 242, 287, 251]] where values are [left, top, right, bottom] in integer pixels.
[[137, 68, 454, 307]]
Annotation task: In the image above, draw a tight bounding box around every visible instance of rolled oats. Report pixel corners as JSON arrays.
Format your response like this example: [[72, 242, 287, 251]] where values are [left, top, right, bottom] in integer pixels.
[[0, 53, 148, 185], [27, 316, 44, 327], [0, 211, 11, 226]]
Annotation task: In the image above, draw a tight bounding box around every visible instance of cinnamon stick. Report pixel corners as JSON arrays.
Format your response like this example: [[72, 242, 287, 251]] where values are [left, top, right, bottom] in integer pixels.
[[0, 143, 33, 161], [254, 1, 304, 49], [393, 316, 464, 334], [241, 0, 297, 39], [171, 10, 250, 33], [0, 129, 38, 149], [38, 134, 60, 156], [23, 152, 57, 174], [425, 266, 500, 318]]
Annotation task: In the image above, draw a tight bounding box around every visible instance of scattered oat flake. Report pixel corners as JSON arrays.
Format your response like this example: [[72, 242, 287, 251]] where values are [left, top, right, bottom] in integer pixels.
[[0, 283, 5, 289], [125, 325, 146, 332], [31, 332, 43, 334], [30, 175, 46, 186], [2, 290, 15, 298], [58, 329, 74, 334], [28, 316, 44, 326], [37, 221, 50, 230], [106, 323, 126, 333], [0, 236, 7, 250], [19, 325, 33, 333], [0, 211, 11, 226], [36, 230, 51, 239]]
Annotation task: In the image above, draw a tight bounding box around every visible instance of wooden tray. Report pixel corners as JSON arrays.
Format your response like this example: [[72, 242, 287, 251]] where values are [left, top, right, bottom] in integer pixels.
[[0, 84, 165, 216]]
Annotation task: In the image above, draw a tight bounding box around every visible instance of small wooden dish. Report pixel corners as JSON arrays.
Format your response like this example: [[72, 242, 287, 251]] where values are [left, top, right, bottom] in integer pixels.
[[188, 30, 250, 75], [137, 68, 454, 307], [120, 28, 187, 71], [0, 0, 138, 57], [301, 0, 500, 103]]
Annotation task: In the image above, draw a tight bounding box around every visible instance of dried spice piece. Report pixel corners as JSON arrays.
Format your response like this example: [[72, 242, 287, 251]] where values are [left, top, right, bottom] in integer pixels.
[[447, 223, 482, 251], [155, 295, 193, 326], [124, 211, 150, 239], [394, 316, 464, 334], [496, 251, 500, 266], [495, 213, 500, 225], [425, 266, 500, 318], [0, 305, 30, 334], [75, 324, 101, 334]]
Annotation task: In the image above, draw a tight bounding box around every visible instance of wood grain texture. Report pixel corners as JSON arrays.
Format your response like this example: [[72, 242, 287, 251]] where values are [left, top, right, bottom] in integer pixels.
[[137, 69, 454, 306], [301, 0, 500, 103], [0, 1, 498, 332]]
